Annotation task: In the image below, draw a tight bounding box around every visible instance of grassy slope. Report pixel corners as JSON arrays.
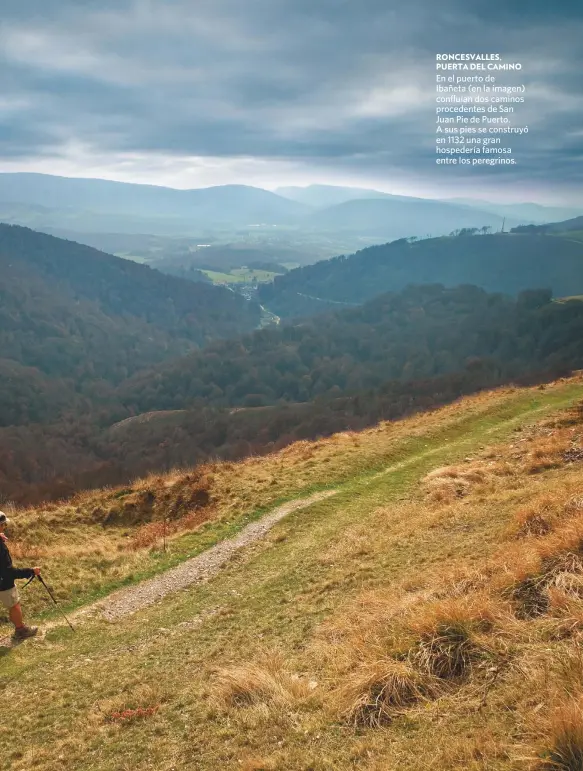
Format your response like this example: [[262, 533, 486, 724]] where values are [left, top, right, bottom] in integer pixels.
[[1, 378, 583, 770]]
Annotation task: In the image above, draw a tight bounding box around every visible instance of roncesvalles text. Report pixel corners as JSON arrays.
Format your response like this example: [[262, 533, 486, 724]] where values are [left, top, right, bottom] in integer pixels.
[[434, 53, 528, 169]]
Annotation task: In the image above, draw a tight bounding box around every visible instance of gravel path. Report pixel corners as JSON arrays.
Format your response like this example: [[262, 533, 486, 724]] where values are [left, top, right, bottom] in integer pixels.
[[76, 490, 336, 623]]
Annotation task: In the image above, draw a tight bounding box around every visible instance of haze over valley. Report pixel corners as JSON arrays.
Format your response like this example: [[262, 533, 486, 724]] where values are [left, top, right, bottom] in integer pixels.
[[0, 173, 578, 280]]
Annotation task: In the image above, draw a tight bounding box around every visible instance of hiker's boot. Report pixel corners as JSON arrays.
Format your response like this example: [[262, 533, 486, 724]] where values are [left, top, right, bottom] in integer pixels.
[[13, 625, 38, 640]]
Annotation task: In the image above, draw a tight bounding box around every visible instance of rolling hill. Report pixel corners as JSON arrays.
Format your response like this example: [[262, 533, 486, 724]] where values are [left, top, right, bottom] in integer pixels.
[[304, 197, 511, 241], [4, 279, 583, 503], [448, 197, 582, 224], [0, 224, 260, 426], [512, 215, 583, 238], [278, 186, 580, 226], [259, 233, 583, 318], [117, 282, 583, 415], [275, 183, 408, 207]]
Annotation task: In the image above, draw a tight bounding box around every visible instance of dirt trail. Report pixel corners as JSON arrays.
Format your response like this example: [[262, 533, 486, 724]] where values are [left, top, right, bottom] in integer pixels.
[[0, 491, 335, 647], [59, 440, 455, 626], [74, 490, 336, 623], [2, 400, 560, 646], [79, 439, 462, 625]]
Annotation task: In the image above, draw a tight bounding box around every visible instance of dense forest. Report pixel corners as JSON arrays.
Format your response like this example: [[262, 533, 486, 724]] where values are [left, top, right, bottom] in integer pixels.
[[258, 233, 583, 318], [118, 284, 583, 414], [2, 281, 583, 503], [0, 225, 261, 425], [0, 361, 567, 505]]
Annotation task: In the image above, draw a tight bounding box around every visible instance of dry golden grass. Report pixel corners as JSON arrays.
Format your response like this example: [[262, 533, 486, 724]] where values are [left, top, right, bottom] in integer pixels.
[[87, 683, 164, 728], [516, 649, 583, 769], [536, 698, 583, 770], [212, 651, 315, 710], [3, 377, 583, 770], [129, 507, 213, 550], [407, 596, 499, 680], [335, 658, 439, 727], [291, 395, 583, 765], [5, 380, 568, 622], [490, 520, 583, 621], [421, 408, 583, 509]]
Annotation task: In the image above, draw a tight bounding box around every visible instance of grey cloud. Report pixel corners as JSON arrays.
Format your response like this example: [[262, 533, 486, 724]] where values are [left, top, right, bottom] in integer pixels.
[[0, 0, 582, 197]]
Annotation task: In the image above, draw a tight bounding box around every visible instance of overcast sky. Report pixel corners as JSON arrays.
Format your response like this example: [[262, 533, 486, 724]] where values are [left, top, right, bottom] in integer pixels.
[[1, 0, 582, 204]]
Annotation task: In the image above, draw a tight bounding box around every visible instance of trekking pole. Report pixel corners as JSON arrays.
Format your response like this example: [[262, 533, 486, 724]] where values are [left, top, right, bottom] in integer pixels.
[[21, 573, 36, 590], [36, 574, 75, 632]]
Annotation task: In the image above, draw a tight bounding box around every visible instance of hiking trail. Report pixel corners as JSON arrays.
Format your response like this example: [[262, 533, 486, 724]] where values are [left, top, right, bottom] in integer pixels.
[[1, 397, 562, 645]]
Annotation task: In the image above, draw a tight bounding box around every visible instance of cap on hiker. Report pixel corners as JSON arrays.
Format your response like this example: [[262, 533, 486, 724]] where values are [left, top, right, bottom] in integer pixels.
[[0, 511, 11, 526]]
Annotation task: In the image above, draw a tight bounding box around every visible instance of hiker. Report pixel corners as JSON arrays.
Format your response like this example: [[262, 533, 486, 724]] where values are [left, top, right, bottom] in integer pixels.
[[0, 511, 40, 640]]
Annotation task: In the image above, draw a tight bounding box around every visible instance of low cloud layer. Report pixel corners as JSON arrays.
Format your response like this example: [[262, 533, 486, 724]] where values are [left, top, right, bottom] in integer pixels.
[[1, 0, 582, 202]]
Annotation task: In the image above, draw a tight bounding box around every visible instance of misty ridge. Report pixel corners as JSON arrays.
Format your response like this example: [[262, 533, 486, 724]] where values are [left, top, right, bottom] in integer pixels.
[[0, 173, 580, 246]]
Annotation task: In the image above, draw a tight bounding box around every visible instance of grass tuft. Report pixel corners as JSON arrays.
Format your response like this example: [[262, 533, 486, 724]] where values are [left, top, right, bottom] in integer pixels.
[[336, 659, 439, 727], [212, 652, 314, 709], [408, 597, 497, 680], [536, 698, 583, 770]]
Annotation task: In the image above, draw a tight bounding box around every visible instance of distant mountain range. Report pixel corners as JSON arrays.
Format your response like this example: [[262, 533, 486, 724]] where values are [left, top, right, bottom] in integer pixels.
[[0, 173, 309, 233], [447, 197, 582, 225], [274, 184, 414, 207], [277, 186, 582, 225], [1, 174, 578, 246], [303, 197, 508, 239]]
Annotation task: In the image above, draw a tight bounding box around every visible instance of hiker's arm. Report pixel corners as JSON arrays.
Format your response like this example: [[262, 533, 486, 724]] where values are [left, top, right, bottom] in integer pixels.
[[0, 539, 36, 581], [0, 564, 33, 582], [7, 566, 35, 580]]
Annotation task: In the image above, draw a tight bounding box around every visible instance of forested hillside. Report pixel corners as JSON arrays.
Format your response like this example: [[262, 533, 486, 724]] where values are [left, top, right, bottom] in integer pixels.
[[0, 225, 261, 425], [304, 197, 507, 236], [258, 233, 583, 318], [119, 284, 583, 414], [2, 282, 583, 503], [3, 225, 583, 504]]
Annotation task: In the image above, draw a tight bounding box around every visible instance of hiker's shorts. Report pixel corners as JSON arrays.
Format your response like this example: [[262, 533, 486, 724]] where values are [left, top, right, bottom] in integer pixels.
[[0, 586, 19, 609]]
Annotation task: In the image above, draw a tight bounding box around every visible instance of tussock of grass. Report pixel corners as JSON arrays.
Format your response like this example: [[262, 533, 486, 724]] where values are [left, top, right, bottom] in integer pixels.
[[336, 659, 439, 727], [422, 460, 514, 503], [536, 698, 583, 770], [408, 597, 498, 681], [528, 652, 583, 771], [212, 652, 315, 709], [323, 594, 504, 729], [498, 522, 583, 620], [513, 495, 558, 538]]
